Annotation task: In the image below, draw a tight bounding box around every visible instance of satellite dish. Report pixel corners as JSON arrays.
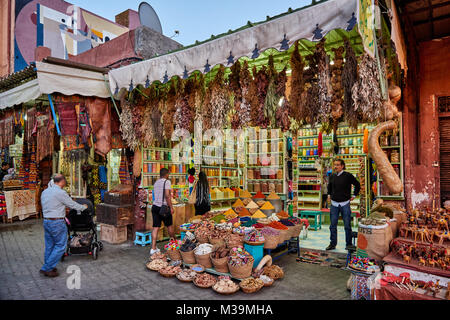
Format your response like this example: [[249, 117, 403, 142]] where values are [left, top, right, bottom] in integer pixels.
[[138, 2, 163, 34]]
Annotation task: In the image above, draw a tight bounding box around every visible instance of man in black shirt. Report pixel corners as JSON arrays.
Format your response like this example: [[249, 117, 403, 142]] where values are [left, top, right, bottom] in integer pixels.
[[326, 159, 360, 251]]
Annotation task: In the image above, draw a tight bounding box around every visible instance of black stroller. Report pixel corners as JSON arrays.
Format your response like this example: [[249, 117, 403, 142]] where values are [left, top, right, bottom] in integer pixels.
[[62, 198, 103, 261]]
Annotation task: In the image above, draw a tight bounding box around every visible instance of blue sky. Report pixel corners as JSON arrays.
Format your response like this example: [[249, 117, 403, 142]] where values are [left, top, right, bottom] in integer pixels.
[[70, 0, 311, 46]]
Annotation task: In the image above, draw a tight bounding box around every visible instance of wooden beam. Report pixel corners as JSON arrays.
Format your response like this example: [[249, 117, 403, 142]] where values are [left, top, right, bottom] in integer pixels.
[[427, 0, 434, 39], [413, 12, 450, 26], [408, 1, 450, 14]]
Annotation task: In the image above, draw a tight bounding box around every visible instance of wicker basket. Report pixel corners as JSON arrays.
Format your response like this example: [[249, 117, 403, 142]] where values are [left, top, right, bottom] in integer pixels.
[[193, 278, 217, 289], [176, 274, 195, 283], [240, 279, 264, 293], [244, 241, 265, 246], [278, 229, 290, 244], [212, 284, 240, 295], [180, 250, 196, 264], [195, 253, 213, 268], [228, 257, 254, 279], [196, 235, 210, 244], [159, 269, 178, 278], [210, 255, 229, 273], [209, 237, 225, 247], [167, 250, 182, 261], [290, 224, 302, 238], [262, 278, 274, 287], [263, 235, 279, 249]]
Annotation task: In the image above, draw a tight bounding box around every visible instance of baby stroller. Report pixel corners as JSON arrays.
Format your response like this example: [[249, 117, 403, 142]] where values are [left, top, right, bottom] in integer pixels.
[[62, 198, 103, 261]]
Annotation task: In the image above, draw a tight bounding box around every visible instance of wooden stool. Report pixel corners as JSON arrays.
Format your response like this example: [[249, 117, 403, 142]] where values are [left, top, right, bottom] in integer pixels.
[[299, 210, 323, 231], [134, 231, 152, 247]]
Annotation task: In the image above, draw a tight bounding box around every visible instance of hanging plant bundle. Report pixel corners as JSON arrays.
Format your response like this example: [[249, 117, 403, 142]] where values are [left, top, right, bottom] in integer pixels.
[[288, 41, 306, 123], [175, 78, 195, 133], [230, 61, 244, 130], [119, 101, 140, 151], [231, 60, 252, 129], [162, 80, 178, 139], [342, 39, 359, 128], [330, 46, 344, 125], [275, 68, 290, 131], [303, 46, 320, 126], [132, 100, 145, 143], [251, 66, 270, 128], [316, 40, 332, 125], [193, 73, 205, 122], [141, 85, 160, 147], [203, 65, 231, 130], [264, 55, 286, 129], [351, 53, 384, 124]]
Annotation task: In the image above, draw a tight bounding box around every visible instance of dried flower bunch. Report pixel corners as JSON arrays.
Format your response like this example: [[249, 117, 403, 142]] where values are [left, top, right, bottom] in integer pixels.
[[250, 66, 270, 128], [303, 43, 321, 126], [288, 41, 306, 123], [203, 65, 231, 130], [316, 40, 332, 125], [342, 39, 359, 128], [330, 46, 345, 125], [162, 79, 179, 139], [119, 101, 140, 151], [351, 53, 384, 124]]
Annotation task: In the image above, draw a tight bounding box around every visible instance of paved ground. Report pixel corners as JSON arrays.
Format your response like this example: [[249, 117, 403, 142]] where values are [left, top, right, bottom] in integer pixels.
[[0, 219, 351, 300]]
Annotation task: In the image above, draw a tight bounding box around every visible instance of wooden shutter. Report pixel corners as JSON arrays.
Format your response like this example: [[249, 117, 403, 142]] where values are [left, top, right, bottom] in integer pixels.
[[439, 116, 450, 201]]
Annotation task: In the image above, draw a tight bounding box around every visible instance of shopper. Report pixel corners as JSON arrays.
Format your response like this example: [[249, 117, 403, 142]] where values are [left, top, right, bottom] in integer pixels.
[[0, 162, 9, 181], [40, 174, 88, 277], [326, 159, 360, 251], [194, 171, 211, 215], [150, 168, 175, 256]]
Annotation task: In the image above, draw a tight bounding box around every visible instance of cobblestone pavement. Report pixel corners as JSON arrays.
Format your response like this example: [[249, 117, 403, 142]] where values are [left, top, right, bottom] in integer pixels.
[[0, 219, 351, 300]]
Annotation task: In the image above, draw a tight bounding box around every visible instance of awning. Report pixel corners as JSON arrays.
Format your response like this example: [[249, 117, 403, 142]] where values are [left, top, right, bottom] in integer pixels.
[[0, 61, 110, 109], [109, 0, 358, 93]]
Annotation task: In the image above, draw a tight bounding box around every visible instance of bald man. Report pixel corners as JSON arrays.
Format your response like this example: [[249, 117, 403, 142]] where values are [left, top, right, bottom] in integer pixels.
[[39, 174, 87, 277]]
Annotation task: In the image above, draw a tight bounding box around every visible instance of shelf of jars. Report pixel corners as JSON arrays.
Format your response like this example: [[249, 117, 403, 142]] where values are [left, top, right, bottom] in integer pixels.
[[245, 128, 285, 199]]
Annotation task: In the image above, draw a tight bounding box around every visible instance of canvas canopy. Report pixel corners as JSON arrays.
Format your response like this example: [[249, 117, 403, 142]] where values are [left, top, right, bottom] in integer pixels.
[[0, 61, 110, 109], [109, 0, 359, 93]]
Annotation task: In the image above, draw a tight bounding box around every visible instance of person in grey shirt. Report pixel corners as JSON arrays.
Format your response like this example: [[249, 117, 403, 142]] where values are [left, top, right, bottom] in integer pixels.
[[39, 174, 87, 277]]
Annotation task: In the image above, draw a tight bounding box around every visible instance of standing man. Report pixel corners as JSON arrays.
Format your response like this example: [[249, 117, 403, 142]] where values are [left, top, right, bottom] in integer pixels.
[[150, 168, 175, 256], [326, 159, 360, 251], [40, 174, 87, 277]]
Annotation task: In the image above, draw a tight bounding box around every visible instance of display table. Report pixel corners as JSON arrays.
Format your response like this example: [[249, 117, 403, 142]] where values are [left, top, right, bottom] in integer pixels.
[[265, 237, 300, 261], [4, 190, 37, 222], [374, 284, 442, 300]]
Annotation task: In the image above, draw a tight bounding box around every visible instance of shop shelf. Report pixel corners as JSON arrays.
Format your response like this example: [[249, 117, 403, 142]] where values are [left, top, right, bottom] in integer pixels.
[[298, 197, 321, 202], [381, 145, 401, 149]]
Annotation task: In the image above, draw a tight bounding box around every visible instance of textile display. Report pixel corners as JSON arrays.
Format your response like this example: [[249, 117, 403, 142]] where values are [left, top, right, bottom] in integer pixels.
[[61, 135, 89, 151], [35, 110, 55, 163], [85, 97, 112, 156], [0, 115, 15, 148], [25, 108, 36, 142], [119, 151, 132, 185], [56, 102, 78, 136], [89, 166, 102, 207], [110, 107, 125, 149], [350, 272, 371, 300], [4, 190, 36, 220], [98, 166, 108, 201], [78, 104, 92, 147], [0, 194, 6, 217]]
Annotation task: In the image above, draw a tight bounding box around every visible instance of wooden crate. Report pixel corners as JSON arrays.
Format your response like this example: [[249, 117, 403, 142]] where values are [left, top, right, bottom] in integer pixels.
[[96, 203, 134, 226], [104, 184, 133, 206], [100, 224, 127, 244]]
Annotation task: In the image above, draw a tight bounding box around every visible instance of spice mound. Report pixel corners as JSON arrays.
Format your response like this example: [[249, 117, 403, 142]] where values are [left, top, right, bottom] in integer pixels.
[[194, 273, 217, 287], [263, 265, 284, 280], [194, 243, 213, 255], [159, 265, 182, 276], [146, 259, 168, 271], [177, 269, 197, 281], [213, 279, 240, 294]]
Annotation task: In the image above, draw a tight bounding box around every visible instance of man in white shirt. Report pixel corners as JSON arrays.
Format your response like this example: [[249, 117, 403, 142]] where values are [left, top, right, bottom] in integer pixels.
[[150, 168, 175, 255]]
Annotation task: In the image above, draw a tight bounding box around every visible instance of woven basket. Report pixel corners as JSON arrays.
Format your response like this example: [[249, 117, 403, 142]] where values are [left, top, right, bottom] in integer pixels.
[[240, 280, 264, 293], [194, 278, 217, 289], [212, 285, 240, 295], [228, 257, 254, 279], [291, 224, 302, 238], [167, 250, 182, 261], [244, 241, 265, 246], [176, 273, 195, 283], [263, 235, 279, 249], [180, 250, 196, 264], [159, 269, 178, 278], [195, 253, 213, 268], [278, 229, 290, 244], [209, 237, 225, 247], [262, 278, 274, 287], [210, 255, 229, 273], [196, 235, 210, 244]]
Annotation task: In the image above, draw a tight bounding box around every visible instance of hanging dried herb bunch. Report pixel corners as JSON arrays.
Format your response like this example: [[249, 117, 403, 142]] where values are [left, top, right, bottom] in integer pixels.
[[288, 41, 306, 123], [316, 40, 332, 125], [142, 85, 160, 147], [119, 100, 140, 151], [230, 60, 252, 130], [303, 43, 321, 126], [264, 55, 280, 128], [251, 65, 270, 128], [193, 73, 205, 121], [330, 46, 344, 126], [162, 79, 178, 139], [351, 53, 384, 124], [203, 65, 231, 130], [342, 39, 359, 128], [175, 77, 196, 133]]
